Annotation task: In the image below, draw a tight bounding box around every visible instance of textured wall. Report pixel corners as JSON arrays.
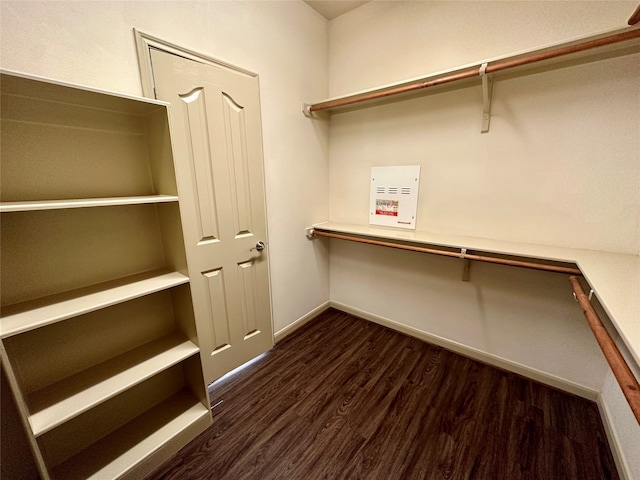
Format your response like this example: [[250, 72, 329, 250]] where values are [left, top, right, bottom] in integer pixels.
[[326, 2, 639, 476], [0, 0, 331, 333]]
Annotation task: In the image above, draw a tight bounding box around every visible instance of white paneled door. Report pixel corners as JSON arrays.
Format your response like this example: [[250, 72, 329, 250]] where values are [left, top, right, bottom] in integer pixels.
[[150, 48, 273, 385]]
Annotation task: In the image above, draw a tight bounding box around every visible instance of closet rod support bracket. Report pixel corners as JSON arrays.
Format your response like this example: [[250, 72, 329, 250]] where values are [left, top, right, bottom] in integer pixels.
[[480, 63, 493, 133], [462, 259, 472, 282], [573, 288, 596, 302], [302, 103, 314, 118], [460, 248, 471, 281], [305, 227, 316, 239]]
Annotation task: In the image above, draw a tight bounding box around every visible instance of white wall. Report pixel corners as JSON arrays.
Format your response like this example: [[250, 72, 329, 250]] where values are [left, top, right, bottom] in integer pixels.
[[331, 241, 609, 390], [326, 1, 639, 476], [2, 0, 638, 475], [329, 1, 638, 98], [0, 0, 331, 333], [328, 0, 639, 253]]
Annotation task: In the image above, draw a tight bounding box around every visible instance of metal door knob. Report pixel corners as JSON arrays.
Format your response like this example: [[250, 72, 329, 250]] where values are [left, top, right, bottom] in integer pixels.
[[250, 241, 266, 252]]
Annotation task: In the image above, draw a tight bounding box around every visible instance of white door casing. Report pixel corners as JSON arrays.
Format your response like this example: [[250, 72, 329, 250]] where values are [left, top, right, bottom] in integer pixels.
[[136, 34, 273, 385]]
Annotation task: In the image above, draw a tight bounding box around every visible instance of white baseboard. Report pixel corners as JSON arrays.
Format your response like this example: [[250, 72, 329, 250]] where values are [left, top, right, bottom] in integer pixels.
[[330, 301, 599, 401], [274, 301, 331, 343], [596, 394, 630, 480]]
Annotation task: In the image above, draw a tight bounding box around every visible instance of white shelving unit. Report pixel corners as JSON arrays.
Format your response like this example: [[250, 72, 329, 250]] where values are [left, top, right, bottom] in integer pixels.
[[0, 70, 211, 480]]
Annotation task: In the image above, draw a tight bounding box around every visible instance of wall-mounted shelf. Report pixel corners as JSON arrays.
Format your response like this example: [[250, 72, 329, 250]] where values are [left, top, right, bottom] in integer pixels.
[[309, 222, 640, 366], [310, 221, 640, 422], [303, 25, 640, 132]]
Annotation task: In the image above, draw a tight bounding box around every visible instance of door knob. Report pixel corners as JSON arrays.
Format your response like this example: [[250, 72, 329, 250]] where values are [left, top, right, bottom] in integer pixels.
[[250, 241, 266, 252]]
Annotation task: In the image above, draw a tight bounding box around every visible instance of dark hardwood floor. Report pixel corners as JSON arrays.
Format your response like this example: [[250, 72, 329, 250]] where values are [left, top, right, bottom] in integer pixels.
[[148, 308, 619, 480]]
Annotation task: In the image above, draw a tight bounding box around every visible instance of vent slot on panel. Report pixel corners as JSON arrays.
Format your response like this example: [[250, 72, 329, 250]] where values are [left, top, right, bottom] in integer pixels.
[[401, 187, 411, 195], [387, 187, 398, 194], [376, 186, 385, 194]]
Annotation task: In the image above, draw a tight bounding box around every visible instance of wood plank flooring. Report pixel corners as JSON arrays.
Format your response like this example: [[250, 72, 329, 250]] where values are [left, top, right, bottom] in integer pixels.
[[148, 308, 619, 480]]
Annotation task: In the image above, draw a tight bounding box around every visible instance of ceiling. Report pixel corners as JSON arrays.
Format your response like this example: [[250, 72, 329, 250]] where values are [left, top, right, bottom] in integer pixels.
[[303, 0, 371, 20]]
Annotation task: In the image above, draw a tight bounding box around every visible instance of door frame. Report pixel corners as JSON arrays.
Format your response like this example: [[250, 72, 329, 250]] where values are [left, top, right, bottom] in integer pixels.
[[133, 29, 258, 99]]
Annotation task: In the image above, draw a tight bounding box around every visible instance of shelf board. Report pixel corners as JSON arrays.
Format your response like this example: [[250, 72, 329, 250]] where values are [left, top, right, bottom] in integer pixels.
[[0, 195, 179, 212], [50, 389, 210, 480], [312, 221, 640, 367], [28, 333, 199, 437], [1, 70, 170, 115], [0, 270, 190, 338], [304, 25, 640, 114]]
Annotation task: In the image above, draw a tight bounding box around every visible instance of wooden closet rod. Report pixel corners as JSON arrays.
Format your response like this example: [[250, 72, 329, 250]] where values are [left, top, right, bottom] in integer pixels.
[[569, 276, 640, 425], [313, 230, 582, 275], [308, 28, 640, 113], [629, 3, 640, 25]]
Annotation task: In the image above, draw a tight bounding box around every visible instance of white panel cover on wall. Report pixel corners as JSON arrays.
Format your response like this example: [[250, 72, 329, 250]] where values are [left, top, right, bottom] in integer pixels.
[[369, 166, 420, 230]]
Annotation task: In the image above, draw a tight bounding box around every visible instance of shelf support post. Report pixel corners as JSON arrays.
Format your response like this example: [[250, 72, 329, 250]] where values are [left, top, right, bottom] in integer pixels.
[[480, 63, 493, 133]]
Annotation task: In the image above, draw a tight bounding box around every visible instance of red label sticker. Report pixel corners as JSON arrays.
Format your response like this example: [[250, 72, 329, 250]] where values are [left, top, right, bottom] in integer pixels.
[[375, 199, 399, 216], [376, 210, 398, 216]]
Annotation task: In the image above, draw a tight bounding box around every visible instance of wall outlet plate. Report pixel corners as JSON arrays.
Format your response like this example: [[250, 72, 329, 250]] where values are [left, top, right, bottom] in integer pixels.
[[369, 166, 420, 230]]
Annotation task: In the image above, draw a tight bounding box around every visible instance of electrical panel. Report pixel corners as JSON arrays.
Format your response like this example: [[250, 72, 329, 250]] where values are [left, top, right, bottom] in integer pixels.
[[369, 166, 420, 230]]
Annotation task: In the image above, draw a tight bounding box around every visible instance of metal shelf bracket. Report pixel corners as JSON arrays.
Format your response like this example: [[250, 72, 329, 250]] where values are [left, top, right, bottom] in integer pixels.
[[480, 63, 493, 133]]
